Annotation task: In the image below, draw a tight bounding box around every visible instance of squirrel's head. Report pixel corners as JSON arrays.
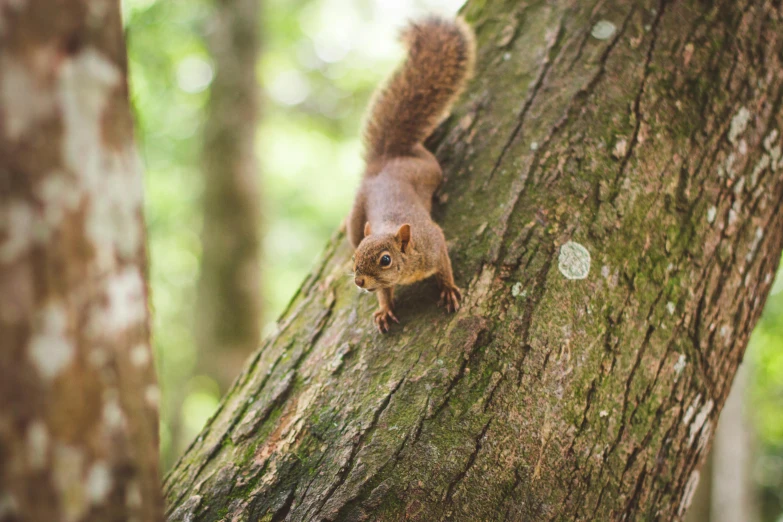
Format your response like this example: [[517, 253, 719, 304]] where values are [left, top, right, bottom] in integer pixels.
[[352, 223, 413, 291]]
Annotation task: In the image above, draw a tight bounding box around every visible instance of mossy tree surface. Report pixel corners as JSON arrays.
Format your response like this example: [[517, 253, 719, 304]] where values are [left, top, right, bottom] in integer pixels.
[[0, 0, 162, 520], [165, 0, 783, 520]]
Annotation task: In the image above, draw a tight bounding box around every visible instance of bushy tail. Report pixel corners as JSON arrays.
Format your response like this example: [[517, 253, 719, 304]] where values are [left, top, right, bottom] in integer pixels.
[[363, 16, 475, 162]]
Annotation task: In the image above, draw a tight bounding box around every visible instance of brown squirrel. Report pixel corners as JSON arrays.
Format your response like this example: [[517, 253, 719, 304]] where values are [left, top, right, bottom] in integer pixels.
[[348, 16, 475, 333]]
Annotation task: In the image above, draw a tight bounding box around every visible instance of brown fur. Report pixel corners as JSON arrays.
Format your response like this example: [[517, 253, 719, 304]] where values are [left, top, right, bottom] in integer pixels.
[[349, 16, 474, 333]]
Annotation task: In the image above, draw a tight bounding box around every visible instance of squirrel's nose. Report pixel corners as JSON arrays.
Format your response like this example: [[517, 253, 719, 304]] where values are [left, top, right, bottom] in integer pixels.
[[355, 277, 365, 288]]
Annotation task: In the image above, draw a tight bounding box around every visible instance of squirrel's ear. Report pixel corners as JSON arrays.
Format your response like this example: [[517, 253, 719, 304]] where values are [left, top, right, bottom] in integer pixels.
[[396, 223, 412, 253], [364, 221, 372, 238]]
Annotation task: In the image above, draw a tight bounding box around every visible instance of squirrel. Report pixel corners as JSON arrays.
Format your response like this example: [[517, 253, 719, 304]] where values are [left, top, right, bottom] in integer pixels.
[[348, 16, 476, 333]]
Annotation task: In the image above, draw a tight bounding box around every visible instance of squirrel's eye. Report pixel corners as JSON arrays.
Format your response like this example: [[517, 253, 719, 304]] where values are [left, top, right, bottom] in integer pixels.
[[380, 254, 392, 267]]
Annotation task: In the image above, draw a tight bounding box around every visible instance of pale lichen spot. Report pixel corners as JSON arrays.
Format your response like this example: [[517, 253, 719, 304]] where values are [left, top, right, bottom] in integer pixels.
[[688, 399, 714, 445], [126, 482, 142, 508], [530, 141, 539, 151], [36, 171, 82, 230], [558, 241, 591, 280], [673, 354, 687, 379], [0, 54, 57, 141], [601, 265, 610, 279], [28, 302, 74, 380], [130, 343, 151, 368], [763, 128, 779, 167], [59, 47, 120, 179], [683, 394, 701, 426], [728, 107, 751, 144], [724, 152, 736, 178], [103, 395, 127, 431], [666, 301, 675, 315], [770, 145, 781, 171], [751, 155, 770, 188], [0, 201, 35, 263], [87, 0, 110, 23], [746, 226, 764, 262], [86, 461, 113, 505], [612, 138, 627, 159], [678, 470, 701, 516], [58, 48, 144, 264], [733, 176, 745, 195], [86, 148, 145, 264], [697, 420, 712, 454], [706, 205, 717, 224], [719, 325, 731, 341], [327, 343, 351, 373], [26, 420, 49, 470], [727, 208, 738, 227], [765, 128, 780, 147], [89, 266, 146, 337], [53, 444, 86, 522], [591, 20, 616, 40], [599, 410, 608, 418], [145, 385, 160, 409], [511, 282, 525, 297], [682, 43, 694, 66]]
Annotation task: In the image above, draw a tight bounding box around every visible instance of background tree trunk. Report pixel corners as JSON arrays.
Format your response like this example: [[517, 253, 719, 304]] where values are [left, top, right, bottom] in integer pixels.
[[0, 0, 161, 520], [195, 0, 263, 393], [710, 363, 759, 522], [684, 451, 713, 522], [165, 0, 783, 520], [684, 363, 758, 522]]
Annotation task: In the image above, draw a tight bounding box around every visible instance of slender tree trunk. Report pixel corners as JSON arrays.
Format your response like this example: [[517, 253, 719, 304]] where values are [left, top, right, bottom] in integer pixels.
[[685, 452, 713, 522], [684, 363, 757, 522], [711, 363, 758, 522], [0, 1, 161, 520], [195, 0, 263, 393], [165, 0, 783, 520]]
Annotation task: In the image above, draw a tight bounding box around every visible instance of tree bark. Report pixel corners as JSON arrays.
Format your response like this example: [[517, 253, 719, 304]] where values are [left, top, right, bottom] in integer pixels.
[[0, 1, 162, 520], [165, 0, 783, 520], [195, 0, 263, 392]]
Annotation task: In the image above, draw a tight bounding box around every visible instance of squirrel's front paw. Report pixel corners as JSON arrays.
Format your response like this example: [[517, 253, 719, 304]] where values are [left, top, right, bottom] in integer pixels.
[[439, 285, 462, 313], [373, 307, 399, 333]]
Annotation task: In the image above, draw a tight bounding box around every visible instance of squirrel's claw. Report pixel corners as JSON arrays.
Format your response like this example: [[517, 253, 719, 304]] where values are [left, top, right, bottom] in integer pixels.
[[374, 308, 399, 333], [439, 285, 462, 313]]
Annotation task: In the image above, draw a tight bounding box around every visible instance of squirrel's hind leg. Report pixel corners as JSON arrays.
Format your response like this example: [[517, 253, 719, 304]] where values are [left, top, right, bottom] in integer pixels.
[[348, 192, 368, 248]]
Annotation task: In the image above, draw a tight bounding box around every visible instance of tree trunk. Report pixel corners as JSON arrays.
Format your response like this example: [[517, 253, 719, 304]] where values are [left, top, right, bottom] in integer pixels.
[[710, 363, 758, 522], [684, 451, 713, 522], [165, 0, 783, 520], [195, 0, 263, 392], [683, 363, 758, 522], [0, 1, 161, 520]]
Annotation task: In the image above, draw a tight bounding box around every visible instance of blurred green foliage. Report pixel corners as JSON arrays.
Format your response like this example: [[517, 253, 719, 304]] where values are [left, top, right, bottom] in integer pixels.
[[123, 0, 464, 469], [123, 3, 783, 517], [749, 281, 783, 520]]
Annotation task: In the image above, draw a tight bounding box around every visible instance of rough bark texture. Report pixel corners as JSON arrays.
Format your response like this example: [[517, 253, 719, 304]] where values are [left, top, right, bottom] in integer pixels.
[[0, 1, 162, 520], [195, 0, 263, 392], [165, 0, 783, 520]]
